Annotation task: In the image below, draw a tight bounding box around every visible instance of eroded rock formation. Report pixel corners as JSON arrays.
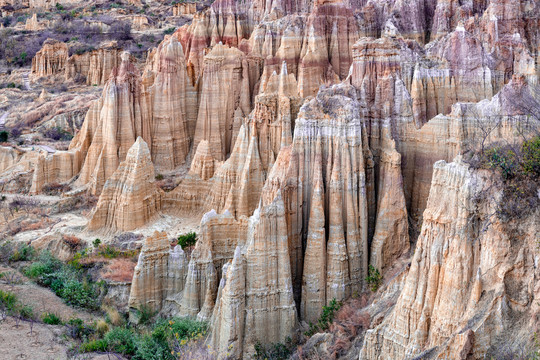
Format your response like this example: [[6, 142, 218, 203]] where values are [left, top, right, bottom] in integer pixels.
[[361, 158, 539, 359], [129, 231, 187, 315], [87, 137, 162, 232], [31, 39, 68, 78]]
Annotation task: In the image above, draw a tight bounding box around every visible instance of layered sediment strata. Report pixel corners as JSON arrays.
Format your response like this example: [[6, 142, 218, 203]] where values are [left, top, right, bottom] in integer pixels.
[[65, 43, 125, 86], [74, 51, 151, 194], [360, 158, 540, 359], [192, 43, 251, 161], [31, 39, 69, 78], [210, 192, 297, 358], [87, 137, 162, 232], [128, 231, 188, 315]]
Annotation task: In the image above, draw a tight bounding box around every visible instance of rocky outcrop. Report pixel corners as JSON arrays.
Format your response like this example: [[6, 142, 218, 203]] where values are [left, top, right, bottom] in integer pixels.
[[31, 39, 68, 78], [128, 231, 187, 315], [87, 137, 162, 232], [210, 192, 297, 358], [65, 43, 124, 86], [73, 52, 151, 194], [192, 43, 251, 161], [361, 158, 540, 359], [146, 35, 197, 170]]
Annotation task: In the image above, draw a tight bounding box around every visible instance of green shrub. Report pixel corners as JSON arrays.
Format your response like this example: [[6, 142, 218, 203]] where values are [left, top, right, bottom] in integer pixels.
[[58, 279, 100, 310], [0, 289, 18, 311], [155, 173, 164, 181], [133, 335, 170, 360], [80, 338, 108, 352], [9, 243, 35, 261], [366, 265, 382, 292], [254, 338, 294, 360], [522, 136, 540, 177], [42, 312, 62, 325], [485, 147, 518, 179], [55, 3, 64, 10], [19, 305, 34, 319], [99, 245, 120, 258], [137, 304, 155, 325], [104, 327, 137, 355], [163, 27, 176, 35], [177, 232, 197, 249], [93, 238, 101, 248], [24, 251, 104, 310], [67, 318, 94, 339], [304, 298, 342, 336], [0, 131, 8, 142]]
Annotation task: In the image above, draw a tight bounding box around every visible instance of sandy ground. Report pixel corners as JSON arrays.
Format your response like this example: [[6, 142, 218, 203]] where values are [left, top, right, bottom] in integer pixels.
[[0, 316, 68, 360]]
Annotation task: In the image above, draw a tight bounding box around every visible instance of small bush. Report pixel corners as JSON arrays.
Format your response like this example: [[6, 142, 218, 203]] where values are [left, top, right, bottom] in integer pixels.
[[155, 173, 164, 181], [177, 232, 197, 250], [0, 131, 8, 142], [42, 312, 62, 325], [104, 327, 137, 355], [137, 304, 155, 325], [0, 289, 18, 311], [522, 136, 540, 177], [163, 27, 176, 35], [95, 319, 109, 336], [365, 265, 382, 292], [93, 238, 101, 248], [485, 147, 518, 179], [19, 305, 34, 319], [80, 338, 108, 352], [42, 182, 70, 195], [67, 318, 94, 339], [42, 126, 73, 141], [254, 338, 294, 360], [305, 298, 342, 336], [9, 243, 35, 262]]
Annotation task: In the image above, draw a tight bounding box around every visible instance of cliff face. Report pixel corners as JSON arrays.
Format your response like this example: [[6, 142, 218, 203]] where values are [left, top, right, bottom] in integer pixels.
[[87, 137, 162, 232], [6, 0, 540, 358], [31, 39, 69, 78], [128, 231, 187, 316], [361, 158, 539, 359], [65, 43, 124, 86]]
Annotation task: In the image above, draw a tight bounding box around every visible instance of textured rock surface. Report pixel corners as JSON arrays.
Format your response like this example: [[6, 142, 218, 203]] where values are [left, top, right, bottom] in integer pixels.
[[31, 39, 68, 78], [361, 158, 540, 359], [210, 192, 297, 358], [65, 43, 124, 86], [128, 231, 187, 314], [87, 137, 162, 232]]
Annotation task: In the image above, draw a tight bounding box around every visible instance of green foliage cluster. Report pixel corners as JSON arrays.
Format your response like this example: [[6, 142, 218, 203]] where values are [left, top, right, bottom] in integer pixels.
[[0, 130, 8, 142], [254, 337, 294, 360], [484, 135, 540, 179], [163, 27, 176, 35], [521, 136, 540, 177], [9, 243, 35, 262], [0, 289, 34, 319], [80, 317, 208, 359], [24, 251, 105, 310], [177, 232, 197, 249], [305, 298, 342, 337], [42, 312, 62, 325], [365, 265, 382, 292]]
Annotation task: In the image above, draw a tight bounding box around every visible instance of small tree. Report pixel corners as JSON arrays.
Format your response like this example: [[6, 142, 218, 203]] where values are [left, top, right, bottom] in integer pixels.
[[365, 265, 382, 292], [0, 131, 8, 142], [177, 232, 197, 250]]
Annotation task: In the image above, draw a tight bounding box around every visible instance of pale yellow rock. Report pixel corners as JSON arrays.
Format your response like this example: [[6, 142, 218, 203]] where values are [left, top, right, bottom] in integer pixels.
[[87, 137, 162, 232], [128, 231, 187, 316], [31, 39, 68, 78]]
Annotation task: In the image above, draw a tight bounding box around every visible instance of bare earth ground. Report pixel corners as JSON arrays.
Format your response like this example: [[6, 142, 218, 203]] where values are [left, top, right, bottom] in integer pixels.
[[0, 315, 68, 360]]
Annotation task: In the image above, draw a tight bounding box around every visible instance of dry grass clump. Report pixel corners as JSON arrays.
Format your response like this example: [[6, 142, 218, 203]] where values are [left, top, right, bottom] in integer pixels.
[[100, 258, 136, 283], [102, 305, 125, 327], [62, 234, 82, 251]]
